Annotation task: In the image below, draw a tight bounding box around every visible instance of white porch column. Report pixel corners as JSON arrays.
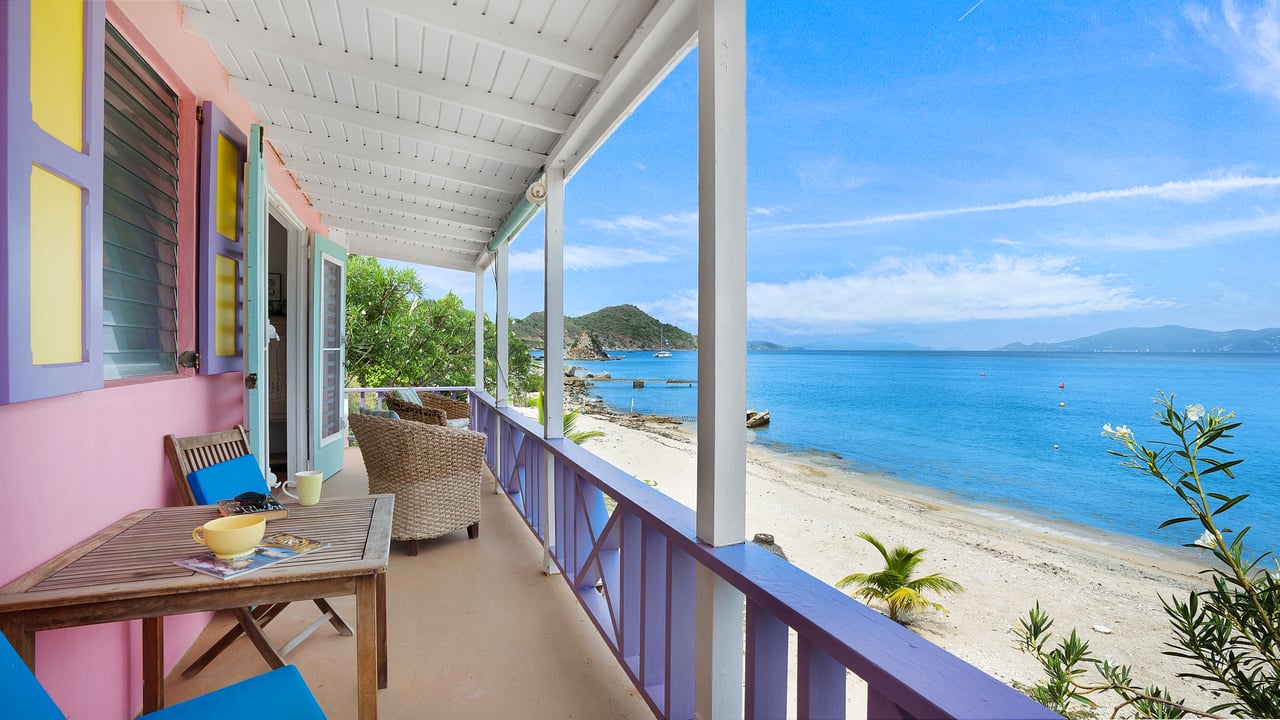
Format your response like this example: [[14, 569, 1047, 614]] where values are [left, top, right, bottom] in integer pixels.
[[474, 267, 485, 389], [542, 168, 566, 575], [495, 242, 509, 408], [694, 0, 747, 718]]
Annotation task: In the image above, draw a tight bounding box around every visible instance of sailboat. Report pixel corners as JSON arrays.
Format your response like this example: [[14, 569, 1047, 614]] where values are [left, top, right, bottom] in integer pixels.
[[654, 326, 673, 357]]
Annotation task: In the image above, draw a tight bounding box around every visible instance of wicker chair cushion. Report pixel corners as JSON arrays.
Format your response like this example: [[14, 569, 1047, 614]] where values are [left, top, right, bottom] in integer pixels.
[[348, 412, 486, 542], [358, 408, 400, 419], [393, 388, 422, 405], [384, 395, 446, 426]]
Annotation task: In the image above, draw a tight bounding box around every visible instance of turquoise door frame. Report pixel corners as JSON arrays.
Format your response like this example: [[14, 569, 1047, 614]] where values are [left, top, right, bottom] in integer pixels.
[[244, 124, 269, 478], [311, 233, 346, 479]]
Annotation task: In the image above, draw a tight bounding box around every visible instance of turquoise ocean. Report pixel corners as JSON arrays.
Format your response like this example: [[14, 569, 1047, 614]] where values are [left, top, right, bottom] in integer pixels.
[[570, 350, 1280, 553]]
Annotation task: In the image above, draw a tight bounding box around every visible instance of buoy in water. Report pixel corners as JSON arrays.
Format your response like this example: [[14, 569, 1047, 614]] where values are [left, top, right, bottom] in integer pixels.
[[1059, 383, 1065, 389], [980, 372, 986, 377], [1053, 444, 1060, 450], [1059, 402, 1065, 408]]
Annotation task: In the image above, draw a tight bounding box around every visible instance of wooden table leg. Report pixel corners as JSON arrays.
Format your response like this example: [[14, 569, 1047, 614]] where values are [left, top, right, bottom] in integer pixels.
[[376, 570, 388, 689], [356, 574, 378, 720], [142, 617, 164, 713], [0, 618, 34, 670]]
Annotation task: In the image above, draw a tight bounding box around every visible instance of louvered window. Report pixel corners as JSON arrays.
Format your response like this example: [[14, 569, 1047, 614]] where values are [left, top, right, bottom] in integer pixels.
[[102, 24, 179, 380]]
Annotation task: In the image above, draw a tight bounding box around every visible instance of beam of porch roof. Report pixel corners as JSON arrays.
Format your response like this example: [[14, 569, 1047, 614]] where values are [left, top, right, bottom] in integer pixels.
[[326, 216, 487, 254], [313, 201, 492, 243], [345, 232, 481, 272], [266, 126, 528, 196], [285, 158, 509, 214], [184, 10, 574, 134], [547, 0, 697, 177], [234, 79, 548, 168], [375, 0, 612, 81], [305, 190, 500, 231]]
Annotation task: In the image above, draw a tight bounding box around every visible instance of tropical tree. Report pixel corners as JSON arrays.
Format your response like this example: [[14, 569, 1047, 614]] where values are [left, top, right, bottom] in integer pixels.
[[345, 255, 532, 395], [534, 390, 604, 445], [1016, 393, 1279, 719], [837, 532, 964, 623]]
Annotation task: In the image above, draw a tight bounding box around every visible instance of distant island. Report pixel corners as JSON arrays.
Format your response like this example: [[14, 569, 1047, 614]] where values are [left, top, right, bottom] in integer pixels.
[[515, 310, 1278, 355], [512, 304, 697, 352], [999, 325, 1280, 353]]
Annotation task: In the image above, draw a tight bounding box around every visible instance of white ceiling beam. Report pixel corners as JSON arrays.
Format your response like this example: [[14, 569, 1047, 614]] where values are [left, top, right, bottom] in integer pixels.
[[312, 200, 492, 243], [346, 232, 481, 272], [284, 157, 513, 213], [267, 125, 528, 196], [234, 79, 548, 168], [184, 10, 573, 133], [373, 0, 612, 80], [548, 0, 698, 178], [307, 190, 500, 231], [325, 215, 488, 254]]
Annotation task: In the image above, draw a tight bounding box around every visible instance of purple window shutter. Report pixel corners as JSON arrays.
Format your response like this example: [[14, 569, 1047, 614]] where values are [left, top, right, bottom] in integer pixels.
[[197, 101, 246, 375], [0, 1, 105, 405]]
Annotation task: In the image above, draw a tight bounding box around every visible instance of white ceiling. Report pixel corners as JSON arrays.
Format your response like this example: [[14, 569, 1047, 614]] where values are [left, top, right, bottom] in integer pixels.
[[181, 0, 698, 271]]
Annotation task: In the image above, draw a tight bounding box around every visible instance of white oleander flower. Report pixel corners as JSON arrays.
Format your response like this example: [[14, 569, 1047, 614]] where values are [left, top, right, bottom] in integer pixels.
[[1186, 404, 1205, 422], [1193, 529, 1215, 549], [1101, 423, 1133, 439]]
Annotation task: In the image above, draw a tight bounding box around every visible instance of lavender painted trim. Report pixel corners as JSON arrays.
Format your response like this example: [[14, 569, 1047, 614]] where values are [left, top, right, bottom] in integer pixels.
[[196, 101, 244, 375], [1, 1, 105, 404], [475, 391, 1060, 719], [745, 601, 787, 719]]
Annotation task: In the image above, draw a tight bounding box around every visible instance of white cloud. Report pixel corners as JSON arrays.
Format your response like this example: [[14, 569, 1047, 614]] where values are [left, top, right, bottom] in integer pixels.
[[762, 176, 1280, 233], [750, 206, 790, 217], [508, 245, 668, 273], [745, 255, 1166, 333], [582, 212, 698, 237], [1190, 0, 1280, 103], [1051, 212, 1280, 251]]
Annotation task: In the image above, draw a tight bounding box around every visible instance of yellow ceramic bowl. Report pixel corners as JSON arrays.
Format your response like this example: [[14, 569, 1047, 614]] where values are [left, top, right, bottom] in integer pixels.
[[192, 514, 266, 559]]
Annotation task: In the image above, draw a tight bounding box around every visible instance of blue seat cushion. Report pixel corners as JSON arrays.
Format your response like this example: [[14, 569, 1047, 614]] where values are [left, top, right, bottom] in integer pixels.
[[186, 453, 270, 505], [142, 665, 326, 719], [360, 408, 400, 419]]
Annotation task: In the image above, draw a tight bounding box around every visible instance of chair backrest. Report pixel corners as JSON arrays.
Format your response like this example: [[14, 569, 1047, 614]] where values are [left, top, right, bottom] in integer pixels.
[[384, 395, 446, 426], [163, 425, 252, 507], [1, 633, 65, 720]]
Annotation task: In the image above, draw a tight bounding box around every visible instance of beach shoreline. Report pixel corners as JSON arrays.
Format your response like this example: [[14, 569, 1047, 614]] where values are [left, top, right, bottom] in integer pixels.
[[568, 406, 1220, 715]]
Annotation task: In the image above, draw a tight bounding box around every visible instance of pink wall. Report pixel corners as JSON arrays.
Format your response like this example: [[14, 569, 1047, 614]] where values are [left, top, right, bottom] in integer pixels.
[[0, 1, 326, 717]]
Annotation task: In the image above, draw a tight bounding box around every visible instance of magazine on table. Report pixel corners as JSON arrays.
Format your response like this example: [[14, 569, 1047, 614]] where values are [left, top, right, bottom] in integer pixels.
[[175, 532, 329, 580]]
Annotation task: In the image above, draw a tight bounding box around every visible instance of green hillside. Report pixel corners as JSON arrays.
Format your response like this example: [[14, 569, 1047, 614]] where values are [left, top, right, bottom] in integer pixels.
[[512, 304, 696, 351]]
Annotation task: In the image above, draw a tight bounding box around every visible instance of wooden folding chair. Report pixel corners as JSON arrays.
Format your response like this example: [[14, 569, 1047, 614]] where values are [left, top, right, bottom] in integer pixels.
[[163, 425, 353, 678]]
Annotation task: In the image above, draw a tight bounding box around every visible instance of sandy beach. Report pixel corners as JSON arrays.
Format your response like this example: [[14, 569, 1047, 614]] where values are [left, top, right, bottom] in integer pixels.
[[567, 407, 1222, 717]]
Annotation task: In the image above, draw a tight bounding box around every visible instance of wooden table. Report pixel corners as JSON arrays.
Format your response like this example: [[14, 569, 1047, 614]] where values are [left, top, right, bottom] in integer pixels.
[[0, 495, 394, 719]]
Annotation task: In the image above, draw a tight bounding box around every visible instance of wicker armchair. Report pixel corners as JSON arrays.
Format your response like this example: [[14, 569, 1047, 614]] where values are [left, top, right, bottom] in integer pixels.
[[417, 391, 470, 421], [348, 412, 485, 556], [384, 394, 446, 426]]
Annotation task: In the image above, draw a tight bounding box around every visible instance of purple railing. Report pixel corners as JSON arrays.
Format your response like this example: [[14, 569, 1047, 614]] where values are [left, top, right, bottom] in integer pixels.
[[471, 390, 1059, 720]]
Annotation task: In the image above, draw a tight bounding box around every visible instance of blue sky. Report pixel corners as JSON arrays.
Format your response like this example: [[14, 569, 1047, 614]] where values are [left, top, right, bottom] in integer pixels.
[[404, 0, 1280, 350]]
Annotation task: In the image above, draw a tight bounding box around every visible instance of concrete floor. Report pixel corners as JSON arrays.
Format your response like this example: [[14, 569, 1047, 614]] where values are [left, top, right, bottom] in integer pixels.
[[163, 447, 654, 719]]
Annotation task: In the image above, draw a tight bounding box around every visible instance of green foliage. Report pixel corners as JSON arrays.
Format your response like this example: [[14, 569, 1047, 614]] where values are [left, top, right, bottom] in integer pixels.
[[836, 532, 963, 623], [1018, 393, 1280, 718], [534, 390, 604, 445], [344, 255, 532, 394]]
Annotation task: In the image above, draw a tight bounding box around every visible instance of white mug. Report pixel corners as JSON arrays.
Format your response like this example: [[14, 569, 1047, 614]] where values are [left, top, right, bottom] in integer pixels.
[[283, 470, 323, 506]]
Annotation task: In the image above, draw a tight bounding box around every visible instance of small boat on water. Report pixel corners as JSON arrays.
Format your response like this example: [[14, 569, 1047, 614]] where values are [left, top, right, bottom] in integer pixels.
[[654, 350, 672, 358]]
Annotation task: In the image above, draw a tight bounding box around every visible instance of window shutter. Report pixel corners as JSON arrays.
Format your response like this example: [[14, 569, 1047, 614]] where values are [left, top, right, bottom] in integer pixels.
[[102, 24, 179, 380], [197, 101, 246, 374], [1, 0, 106, 404]]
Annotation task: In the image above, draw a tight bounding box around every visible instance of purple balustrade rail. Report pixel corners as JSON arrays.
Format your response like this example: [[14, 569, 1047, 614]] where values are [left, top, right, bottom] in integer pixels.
[[470, 390, 1060, 720]]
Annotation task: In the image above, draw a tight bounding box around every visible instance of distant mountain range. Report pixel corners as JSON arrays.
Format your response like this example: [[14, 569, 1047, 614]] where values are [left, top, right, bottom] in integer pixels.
[[999, 325, 1280, 353]]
